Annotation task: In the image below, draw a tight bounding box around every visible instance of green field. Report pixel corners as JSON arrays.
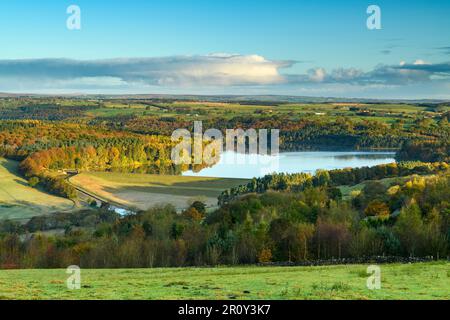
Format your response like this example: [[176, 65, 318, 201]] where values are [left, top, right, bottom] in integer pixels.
[[77, 99, 448, 124], [0, 158, 74, 221], [338, 176, 416, 200], [0, 262, 448, 300], [70, 172, 249, 211]]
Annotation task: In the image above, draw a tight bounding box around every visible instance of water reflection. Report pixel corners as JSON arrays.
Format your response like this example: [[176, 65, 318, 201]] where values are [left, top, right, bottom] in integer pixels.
[[183, 151, 396, 179]]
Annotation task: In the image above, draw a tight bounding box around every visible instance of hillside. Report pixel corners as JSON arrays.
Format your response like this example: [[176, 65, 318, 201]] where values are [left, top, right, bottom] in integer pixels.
[[0, 158, 73, 221]]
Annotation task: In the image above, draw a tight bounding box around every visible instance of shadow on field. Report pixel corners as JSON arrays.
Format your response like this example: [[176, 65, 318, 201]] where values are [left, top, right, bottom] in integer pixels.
[[91, 176, 249, 197], [0, 158, 22, 176], [101, 184, 221, 198], [13, 179, 29, 187]]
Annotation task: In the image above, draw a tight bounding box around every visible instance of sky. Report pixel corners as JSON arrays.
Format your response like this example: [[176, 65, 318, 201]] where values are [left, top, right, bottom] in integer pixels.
[[0, 0, 449, 99]]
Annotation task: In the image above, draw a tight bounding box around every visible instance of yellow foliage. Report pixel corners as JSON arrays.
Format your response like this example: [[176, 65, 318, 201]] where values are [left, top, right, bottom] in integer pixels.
[[387, 185, 400, 195], [258, 248, 273, 263], [364, 200, 391, 218]]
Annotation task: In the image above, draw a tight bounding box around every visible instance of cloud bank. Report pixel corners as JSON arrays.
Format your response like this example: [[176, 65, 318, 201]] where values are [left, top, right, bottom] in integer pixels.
[[0, 54, 449, 98], [288, 60, 450, 86], [0, 54, 292, 89]]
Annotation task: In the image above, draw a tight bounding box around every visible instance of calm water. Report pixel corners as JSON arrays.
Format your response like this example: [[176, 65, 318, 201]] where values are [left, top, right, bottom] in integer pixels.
[[183, 151, 396, 179]]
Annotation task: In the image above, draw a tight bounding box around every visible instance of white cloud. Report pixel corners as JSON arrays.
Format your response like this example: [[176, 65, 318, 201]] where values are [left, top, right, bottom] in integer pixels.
[[308, 68, 326, 82], [0, 54, 293, 91], [0, 54, 449, 98], [413, 59, 429, 65], [289, 61, 450, 86]]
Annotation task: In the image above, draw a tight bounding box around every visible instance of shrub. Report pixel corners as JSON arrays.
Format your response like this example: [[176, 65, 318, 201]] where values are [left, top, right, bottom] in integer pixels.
[[364, 200, 391, 218], [28, 176, 40, 188], [258, 248, 273, 263]]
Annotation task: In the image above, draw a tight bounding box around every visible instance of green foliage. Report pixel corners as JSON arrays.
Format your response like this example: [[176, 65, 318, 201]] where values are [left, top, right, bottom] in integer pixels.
[[28, 177, 40, 188], [397, 140, 450, 163], [0, 97, 448, 269], [1, 173, 448, 268], [190, 201, 206, 215], [219, 162, 448, 204], [394, 203, 424, 257]]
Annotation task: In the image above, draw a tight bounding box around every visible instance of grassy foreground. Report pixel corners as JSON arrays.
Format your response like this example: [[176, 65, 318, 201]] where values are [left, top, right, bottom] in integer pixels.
[[0, 262, 448, 300]]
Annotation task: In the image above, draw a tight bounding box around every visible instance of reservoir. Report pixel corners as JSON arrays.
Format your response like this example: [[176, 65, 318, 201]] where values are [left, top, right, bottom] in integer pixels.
[[183, 151, 396, 179]]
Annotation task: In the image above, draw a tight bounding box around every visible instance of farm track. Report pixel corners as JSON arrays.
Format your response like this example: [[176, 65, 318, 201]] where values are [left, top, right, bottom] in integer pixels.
[[67, 173, 136, 212]]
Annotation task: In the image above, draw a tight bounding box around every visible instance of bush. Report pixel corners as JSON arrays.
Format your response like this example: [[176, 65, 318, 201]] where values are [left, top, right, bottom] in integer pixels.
[[364, 200, 391, 218], [258, 248, 273, 263], [28, 176, 40, 188], [190, 201, 206, 215]]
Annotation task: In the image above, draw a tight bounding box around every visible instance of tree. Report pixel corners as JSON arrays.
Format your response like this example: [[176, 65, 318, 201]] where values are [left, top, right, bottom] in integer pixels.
[[190, 201, 206, 215], [258, 248, 273, 263], [293, 223, 315, 261], [314, 218, 351, 260], [363, 181, 387, 200], [424, 208, 448, 260], [28, 176, 40, 188], [364, 200, 390, 218], [438, 117, 448, 128], [314, 170, 331, 187], [394, 203, 424, 257], [182, 207, 203, 221]]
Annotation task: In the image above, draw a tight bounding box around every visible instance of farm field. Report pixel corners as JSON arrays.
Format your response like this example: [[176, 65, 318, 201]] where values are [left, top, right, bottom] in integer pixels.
[[54, 98, 448, 124], [338, 175, 417, 200], [0, 158, 73, 221], [0, 262, 448, 300], [70, 172, 249, 211]]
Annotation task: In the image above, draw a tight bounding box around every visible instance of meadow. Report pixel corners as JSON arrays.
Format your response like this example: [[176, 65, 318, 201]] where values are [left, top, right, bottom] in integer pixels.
[[85, 100, 444, 124], [0, 158, 73, 221], [70, 172, 249, 211], [338, 175, 416, 200], [0, 262, 448, 300]]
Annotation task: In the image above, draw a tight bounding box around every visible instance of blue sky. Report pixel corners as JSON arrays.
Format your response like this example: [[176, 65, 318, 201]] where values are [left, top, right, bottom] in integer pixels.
[[0, 0, 449, 98]]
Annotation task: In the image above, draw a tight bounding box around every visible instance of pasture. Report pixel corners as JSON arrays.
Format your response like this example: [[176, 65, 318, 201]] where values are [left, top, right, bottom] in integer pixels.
[[70, 172, 249, 211], [0, 158, 73, 221], [0, 262, 448, 300], [79, 99, 447, 124]]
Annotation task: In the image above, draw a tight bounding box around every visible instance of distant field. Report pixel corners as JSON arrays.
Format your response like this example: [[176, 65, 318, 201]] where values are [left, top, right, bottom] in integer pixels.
[[70, 172, 249, 211], [337, 174, 438, 201], [0, 158, 73, 221], [78, 100, 447, 123], [0, 262, 448, 300], [338, 176, 415, 200]]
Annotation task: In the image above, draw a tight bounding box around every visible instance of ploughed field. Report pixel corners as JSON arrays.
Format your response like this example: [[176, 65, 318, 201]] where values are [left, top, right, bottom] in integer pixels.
[[70, 172, 249, 211], [0, 158, 73, 221], [0, 262, 448, 300]]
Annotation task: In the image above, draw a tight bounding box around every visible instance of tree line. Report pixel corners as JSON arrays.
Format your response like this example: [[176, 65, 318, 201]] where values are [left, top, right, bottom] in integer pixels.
[[0, 120, 220, 198], [102, 113, 449, 151], [218, 162, 449, 205]]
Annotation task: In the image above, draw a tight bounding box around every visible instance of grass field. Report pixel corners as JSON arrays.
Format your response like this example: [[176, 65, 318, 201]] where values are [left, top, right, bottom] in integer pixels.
[[79, 100, 448, 124], [337, 174, 439, 201], [0, 158, 73, 221], [0, 262, 448, 300], [70, 172, 249, 211], [338, 176, 414, 200]]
